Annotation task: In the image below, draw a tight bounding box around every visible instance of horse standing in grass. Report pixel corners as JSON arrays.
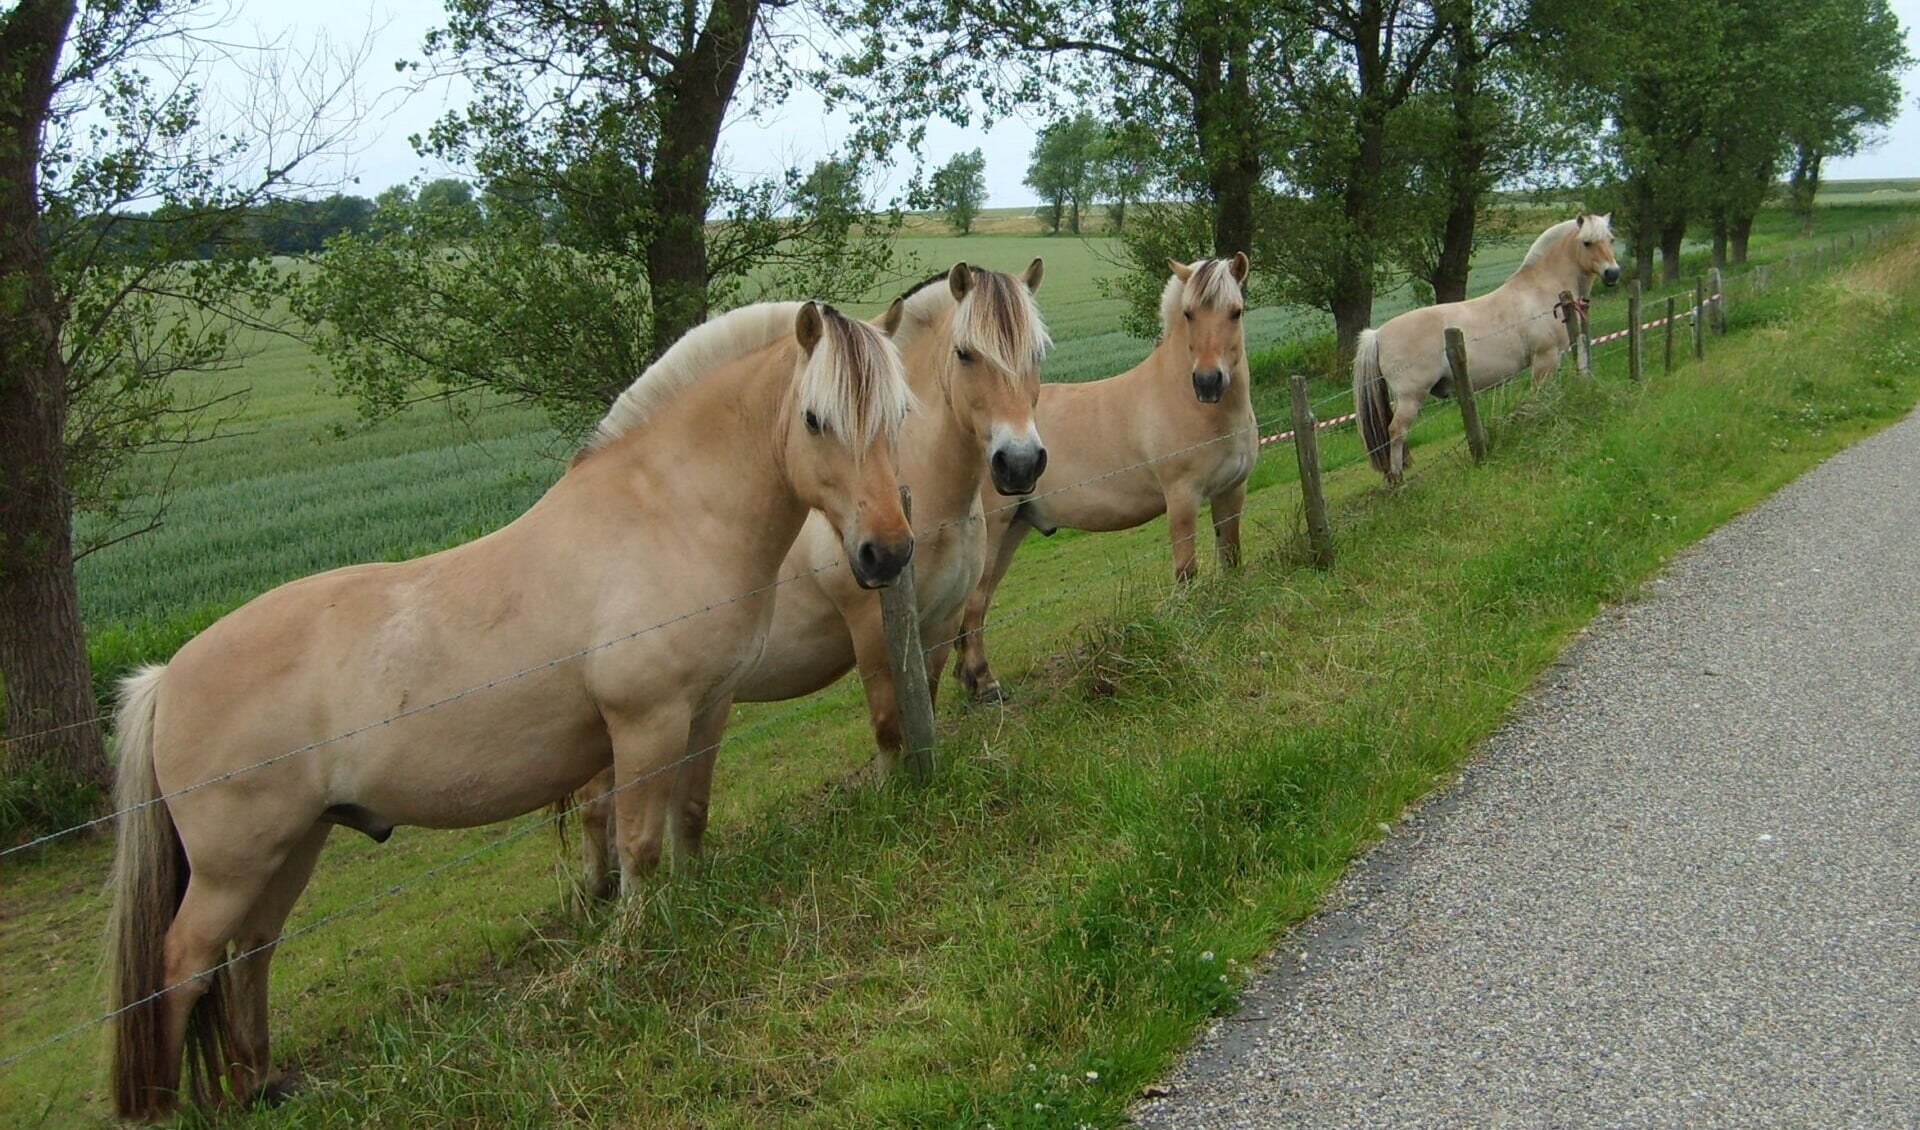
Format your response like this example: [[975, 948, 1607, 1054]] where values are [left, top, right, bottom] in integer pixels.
[[953, 254, 1258, 703], [1355, 213, 1622, 483], [569, 261, 1050, 894], [106, 302, 915, 1119]]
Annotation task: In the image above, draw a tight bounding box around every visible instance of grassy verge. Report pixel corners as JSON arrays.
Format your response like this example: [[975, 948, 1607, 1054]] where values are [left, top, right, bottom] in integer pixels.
[[7, 223, 1918, 1127]]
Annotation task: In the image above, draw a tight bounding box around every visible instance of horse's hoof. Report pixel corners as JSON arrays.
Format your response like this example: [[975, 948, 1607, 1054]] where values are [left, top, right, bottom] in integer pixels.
[[253, 1074, 302, 1108]]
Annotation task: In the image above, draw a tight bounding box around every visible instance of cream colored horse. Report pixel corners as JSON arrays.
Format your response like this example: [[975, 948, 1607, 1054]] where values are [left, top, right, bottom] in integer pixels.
[[105, 303, 914, 1120], [1355, 213, 1622, 482], [570, 261, 1050, 895], [953, 254, 1259, 702]]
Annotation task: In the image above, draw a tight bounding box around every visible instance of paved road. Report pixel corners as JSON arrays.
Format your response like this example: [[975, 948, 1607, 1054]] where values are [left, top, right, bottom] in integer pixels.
[[1135, 413, 1920, 1129]]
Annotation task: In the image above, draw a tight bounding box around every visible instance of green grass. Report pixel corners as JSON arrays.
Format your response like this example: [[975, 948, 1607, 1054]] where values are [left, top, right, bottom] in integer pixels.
[[6, 209, 1920, 1126]]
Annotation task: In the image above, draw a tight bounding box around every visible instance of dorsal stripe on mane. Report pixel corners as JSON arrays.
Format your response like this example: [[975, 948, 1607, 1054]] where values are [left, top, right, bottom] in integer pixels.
[[894, 266, 1050, 385], [1521, 215, 1609, 268], [1158, 258, 1245, 335]]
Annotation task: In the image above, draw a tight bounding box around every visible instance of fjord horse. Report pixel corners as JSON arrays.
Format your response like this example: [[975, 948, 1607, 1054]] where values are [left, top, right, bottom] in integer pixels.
[[570, 261, 1050, 894], [106, 303, 915, 1119], [954, 254, 1259, 703], [1355, 213, 1622, 482]]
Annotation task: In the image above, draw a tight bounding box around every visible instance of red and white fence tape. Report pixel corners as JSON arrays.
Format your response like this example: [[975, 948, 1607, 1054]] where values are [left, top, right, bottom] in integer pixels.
[[1261, 411, 1358, 447], [1589, 294, 1720, 348]]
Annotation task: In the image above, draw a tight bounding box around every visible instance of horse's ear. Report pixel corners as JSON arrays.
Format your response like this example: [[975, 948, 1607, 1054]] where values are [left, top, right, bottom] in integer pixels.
[[1575, 211, 1588, 228], [1229, 251, 1250, 283], [1022, 257, 1044, 293], [1167, 258, 1194, 282], [876, 297, 905, 337], [795, 301, 824, 355], [947, 262, 974, 301]]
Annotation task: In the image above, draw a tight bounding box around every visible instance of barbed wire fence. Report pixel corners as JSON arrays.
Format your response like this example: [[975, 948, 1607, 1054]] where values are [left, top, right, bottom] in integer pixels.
[[3, 216, 1911, 1083]]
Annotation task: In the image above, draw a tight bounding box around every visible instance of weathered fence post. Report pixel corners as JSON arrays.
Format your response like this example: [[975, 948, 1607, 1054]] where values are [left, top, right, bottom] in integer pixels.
[[1664, 295, 1676, 374], [1756, 263, 1768, 293], [1558, 289, 1589, 376], [1445, 328, 1488, 463], [1289, 376, 1333, 569], [1627, 280, 1644, 382], [1693, 278, 1707, 360], [1708, 267, 1727, 335], [878, 486, 936, 784]]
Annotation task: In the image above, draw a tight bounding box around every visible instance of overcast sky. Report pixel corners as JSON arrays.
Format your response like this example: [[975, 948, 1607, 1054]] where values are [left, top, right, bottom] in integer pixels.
[[219, 0, 1919, 206]]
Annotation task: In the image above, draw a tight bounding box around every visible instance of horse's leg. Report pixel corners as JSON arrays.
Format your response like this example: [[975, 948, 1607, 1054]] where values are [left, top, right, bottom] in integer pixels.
[[576, 768, 618, 902], [1167, 485, 1203, 582], [606, 706, 695, 894], [157, 862, 279, 1111], [228, 824, 330, 1105], [1387, 389, 1424, 483], [1531, 346, 1560, 387], [1210, 481, 1248, 569], [957, 518, 1030, 703], [923, 638, 952, 714], [847, 598, 907, 775], [670, 700, 731, 867]]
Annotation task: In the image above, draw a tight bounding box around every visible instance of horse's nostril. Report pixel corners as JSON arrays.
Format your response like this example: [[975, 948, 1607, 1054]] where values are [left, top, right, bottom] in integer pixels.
[[1032, 448, 1048, 480], [857, 542, 879, 573], [991, 450, 1009, 477]]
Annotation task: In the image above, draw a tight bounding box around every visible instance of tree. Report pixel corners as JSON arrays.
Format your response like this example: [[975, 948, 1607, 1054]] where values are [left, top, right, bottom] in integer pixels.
[[1091, 118, 1156, 234], [293, 0, 900, 434], [1782, 0, 1909, 236], [828, 0, 1290, 257], [415, 176, 483, 237], [1024, 112, 1101, 234], [923, 148, 987, 234], [1, 0, 356, 831]]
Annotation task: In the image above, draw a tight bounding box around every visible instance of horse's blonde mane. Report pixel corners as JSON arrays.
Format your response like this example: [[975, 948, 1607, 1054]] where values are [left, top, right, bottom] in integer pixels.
[[585, 302, 805, 455], [795, 306, 916, 451], [1159, 259, 1245, 335], [896, 266, 1050, 384], [1523, 215, 1613, 267]]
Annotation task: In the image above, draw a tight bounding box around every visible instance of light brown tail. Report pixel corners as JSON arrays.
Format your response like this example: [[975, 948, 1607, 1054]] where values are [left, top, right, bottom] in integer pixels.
[[1353, 329, 1393, 475], [107, 665, 238, 1118]]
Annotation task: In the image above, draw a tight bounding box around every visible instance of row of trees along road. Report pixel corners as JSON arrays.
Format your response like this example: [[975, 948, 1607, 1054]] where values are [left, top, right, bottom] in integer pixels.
[[0, 0, 1910, 833]]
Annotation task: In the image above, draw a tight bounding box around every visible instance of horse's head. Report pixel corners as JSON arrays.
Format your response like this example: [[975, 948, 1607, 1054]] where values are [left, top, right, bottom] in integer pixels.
[[784, 302, 916, 589], [1165, 253, 1250, 403], [1575, 213, 1621, 287], [905, 259, 1049, 496]]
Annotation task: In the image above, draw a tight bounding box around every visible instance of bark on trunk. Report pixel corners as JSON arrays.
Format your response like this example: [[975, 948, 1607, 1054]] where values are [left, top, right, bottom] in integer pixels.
[[1711, 221, 1728, 271], [1731, 213, 1754, 264], [1431, 5, 1482, 305], [1790, 145, 1821, 238], [0, 0, 110, 793], [1194, 12, 1260, 257], [1659, 217, 1687, 284], [643, 0, 759, 359]]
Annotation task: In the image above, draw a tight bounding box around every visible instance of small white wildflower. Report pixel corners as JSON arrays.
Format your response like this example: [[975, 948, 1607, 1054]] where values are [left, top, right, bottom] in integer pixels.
[[1035, 1103, 1046, 1112], [1086, 1070, 1100, 1081], [1200, 950, 1215, 963]]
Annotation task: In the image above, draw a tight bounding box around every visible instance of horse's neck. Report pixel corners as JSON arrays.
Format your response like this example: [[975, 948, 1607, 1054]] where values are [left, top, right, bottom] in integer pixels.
[[1511, 237, 1585, 302], [593, 353, 808, 575], [907, 376, 987, 524]]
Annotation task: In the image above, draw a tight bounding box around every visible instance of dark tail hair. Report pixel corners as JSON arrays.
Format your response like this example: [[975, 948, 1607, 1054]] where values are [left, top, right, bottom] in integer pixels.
[[1353, 329, 1392, 475], [108, 665, 239, 1118]]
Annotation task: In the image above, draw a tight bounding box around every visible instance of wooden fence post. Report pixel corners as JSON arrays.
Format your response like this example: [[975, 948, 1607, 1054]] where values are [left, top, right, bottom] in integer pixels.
[[1664, 295, 1676, 374], [879, 485, 936, 784], [1692, 278, 1706, 360], [1558, 289, 1587, 376], [1627, 280, 1643, 382], [1708, 267, 1726, 335], [1445, 328, 1488, 462], [1289, 376, 1333, 569]]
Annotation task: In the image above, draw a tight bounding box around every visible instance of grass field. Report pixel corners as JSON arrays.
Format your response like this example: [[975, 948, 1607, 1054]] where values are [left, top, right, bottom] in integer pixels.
[[4, 191, 1918, 1126]]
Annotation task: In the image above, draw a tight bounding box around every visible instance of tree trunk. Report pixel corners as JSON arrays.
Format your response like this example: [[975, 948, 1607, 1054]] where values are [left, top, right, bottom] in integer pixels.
[[1431, 4, 1482, 305], [1193, 14, 1260, 257], [1711, 220, 1728, 271], [1068, 198, 1079, 235], [643, 0, 759, 360], [1731, 212, 1755, 264], [1790, 144, 1820, 238], [1, 0, 110, 796], [1659, 216, 1687, 284]]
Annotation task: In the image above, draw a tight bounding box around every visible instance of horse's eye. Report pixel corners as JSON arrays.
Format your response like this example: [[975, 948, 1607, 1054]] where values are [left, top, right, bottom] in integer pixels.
[[1583, 240, 1593, 247], [955, 347, 974, 363], [804, 410, 822, 435], [1230, 308, 1244, 321], [1183, 310, 1193, 321]]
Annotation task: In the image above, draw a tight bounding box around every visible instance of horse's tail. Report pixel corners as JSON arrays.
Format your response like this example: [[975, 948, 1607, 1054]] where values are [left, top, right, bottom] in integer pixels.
[[107, 664, 237, 1118], [1353, 329, 1393, 475]]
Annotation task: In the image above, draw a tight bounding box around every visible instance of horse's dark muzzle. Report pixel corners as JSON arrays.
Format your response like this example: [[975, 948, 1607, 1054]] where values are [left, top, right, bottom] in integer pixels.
[[991, 445, 1047, 496], [1602, 266, 1621, 287], [1193, 370, 1227, 403], [852, 536, 914, 589]]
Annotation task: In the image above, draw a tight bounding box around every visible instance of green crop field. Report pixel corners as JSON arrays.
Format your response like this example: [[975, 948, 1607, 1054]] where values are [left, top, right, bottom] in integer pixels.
[[4, 191, 1917, 1127]]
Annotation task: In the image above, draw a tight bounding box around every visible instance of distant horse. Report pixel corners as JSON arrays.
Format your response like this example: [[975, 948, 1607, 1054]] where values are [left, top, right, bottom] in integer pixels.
[[106, 302, 915, 1119], [1355, 213, 1622, 482], [953, 254, 1259, 703], [569, 261, 1050, 895]]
